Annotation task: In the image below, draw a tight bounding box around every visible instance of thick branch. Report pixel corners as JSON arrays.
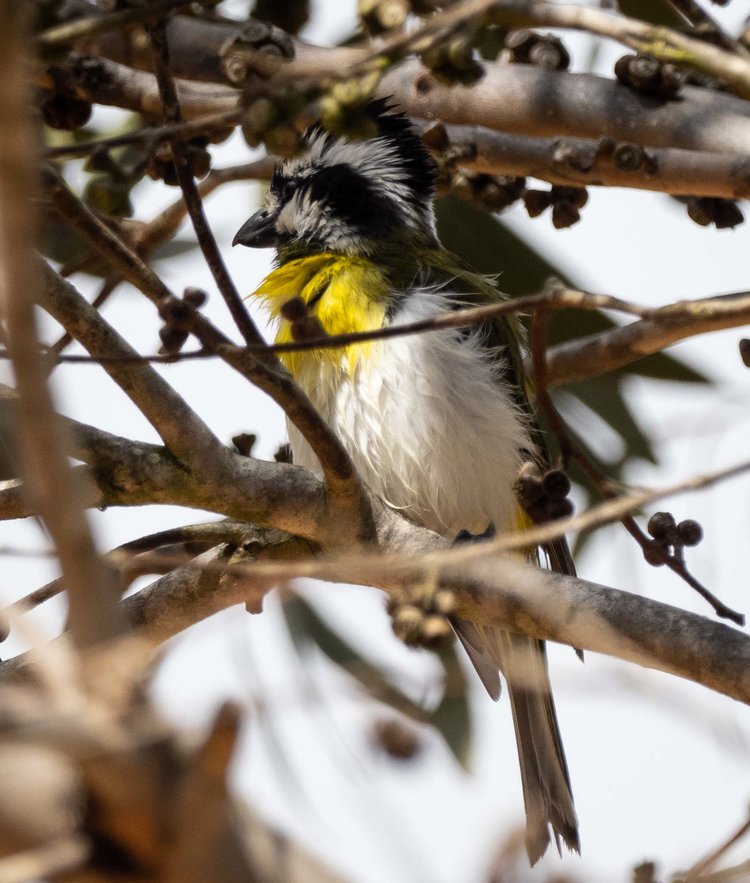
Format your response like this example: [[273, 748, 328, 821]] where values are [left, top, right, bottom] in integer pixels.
[[0, 426, 335, 543], [385, 61, 750, 157], [47, 51, 750, 160], [118, 522, 750, 705], [436, 123, 750, 199]]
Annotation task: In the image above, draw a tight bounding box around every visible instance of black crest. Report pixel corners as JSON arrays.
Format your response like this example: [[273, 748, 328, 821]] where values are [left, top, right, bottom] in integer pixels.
[[300, 97, 437, 208], [363, 97, 437, 204]]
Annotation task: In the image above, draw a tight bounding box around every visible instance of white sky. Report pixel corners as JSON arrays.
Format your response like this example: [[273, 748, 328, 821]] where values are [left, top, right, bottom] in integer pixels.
[[3, 3, 750, 881]]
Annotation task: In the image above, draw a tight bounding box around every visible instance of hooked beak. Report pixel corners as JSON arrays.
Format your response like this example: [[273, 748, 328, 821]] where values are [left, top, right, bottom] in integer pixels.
[[232, 209, 278, 248]]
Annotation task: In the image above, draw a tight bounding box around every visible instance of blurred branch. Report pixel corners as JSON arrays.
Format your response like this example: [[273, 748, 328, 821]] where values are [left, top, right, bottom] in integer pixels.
[[684, 812, 750, 881], [41, 53, 238, 118], [37, 0, 201, 52], [77, 1, 750, 98], [0, 836, 89, 883], [0, 4, 124, 648], [44, 109, 242, 160], [43, 46, 750, 160]]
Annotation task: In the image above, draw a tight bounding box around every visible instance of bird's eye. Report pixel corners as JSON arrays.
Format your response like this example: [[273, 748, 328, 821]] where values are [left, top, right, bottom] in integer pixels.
[[279, 181, 295, 201]]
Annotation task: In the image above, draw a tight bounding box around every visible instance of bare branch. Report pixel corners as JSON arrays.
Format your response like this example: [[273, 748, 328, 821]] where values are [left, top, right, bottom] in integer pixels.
[[45, 170, 375, 543], [44, 109, 242, 161], [117, 528, 750, 706], [436, 123, 750, 199], [147, 19, 264, 348], [45, 46, 750, 160], [39, 263, 225, 470], [544, 290, 750, 387], [37, 0, 201, 52], [386, 61, 750, 156], [41, 53, 238, 118], [25, 280, 750, 392]]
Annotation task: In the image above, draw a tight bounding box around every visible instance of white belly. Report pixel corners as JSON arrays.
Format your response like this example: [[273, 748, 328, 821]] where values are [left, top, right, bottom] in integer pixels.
[[287, 291, 532, 538]]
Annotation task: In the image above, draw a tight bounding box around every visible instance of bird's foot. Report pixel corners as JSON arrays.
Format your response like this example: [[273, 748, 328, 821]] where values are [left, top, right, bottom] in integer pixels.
[[453, 523, 495, 546]]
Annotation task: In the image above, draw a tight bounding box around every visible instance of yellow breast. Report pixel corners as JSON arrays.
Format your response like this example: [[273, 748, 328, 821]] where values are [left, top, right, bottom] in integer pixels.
[[250, 254, 391, 377]]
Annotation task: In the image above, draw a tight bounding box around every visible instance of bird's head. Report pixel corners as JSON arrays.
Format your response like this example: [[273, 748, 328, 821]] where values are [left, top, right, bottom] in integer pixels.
[[233, 99, 437, 259]]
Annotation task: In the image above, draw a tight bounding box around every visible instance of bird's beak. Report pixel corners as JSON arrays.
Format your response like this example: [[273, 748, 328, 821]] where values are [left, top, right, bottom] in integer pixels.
[[232, 209, 278, 248]]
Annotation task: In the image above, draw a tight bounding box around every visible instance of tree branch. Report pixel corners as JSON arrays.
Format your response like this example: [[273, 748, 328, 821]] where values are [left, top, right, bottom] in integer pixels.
[[434, 122, 750, 199], [116, 531, 750, 705], [39, 262, 225, 471], [482, 0, 750, 99], [544, 290, 750, 387], [46, 49, 750, 159], [385, 60, 750, 157]]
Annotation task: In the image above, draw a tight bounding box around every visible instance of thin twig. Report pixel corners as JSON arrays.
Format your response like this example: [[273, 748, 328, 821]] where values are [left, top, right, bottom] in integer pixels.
[[44, 109, 242, 160], [147, 21, 263, 348], [26, 283, 648, 361], [43, 172, 374, 541], [665, 0, 750, 58], [37, 0, 204, 52], [20, 283, 750, 391]]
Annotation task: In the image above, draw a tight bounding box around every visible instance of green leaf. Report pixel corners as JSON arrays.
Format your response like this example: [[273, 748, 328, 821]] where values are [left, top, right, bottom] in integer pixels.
[[617, 0, 687, 29], [282, 594, 474, 768], [282, 594, 428, 726], [430, 646, 472, 770], [436, 193, 564, 290]]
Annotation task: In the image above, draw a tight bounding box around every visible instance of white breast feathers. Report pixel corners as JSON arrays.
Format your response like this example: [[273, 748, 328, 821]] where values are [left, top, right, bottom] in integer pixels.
[[287, 289, 533, 538]]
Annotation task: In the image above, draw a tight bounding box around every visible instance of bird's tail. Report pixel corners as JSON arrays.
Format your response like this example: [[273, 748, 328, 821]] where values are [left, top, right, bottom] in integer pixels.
[[455, 621, 579, 864]]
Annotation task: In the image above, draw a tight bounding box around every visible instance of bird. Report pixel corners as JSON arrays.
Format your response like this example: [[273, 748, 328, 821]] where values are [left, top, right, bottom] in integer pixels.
[[233, 98, 579, 864]]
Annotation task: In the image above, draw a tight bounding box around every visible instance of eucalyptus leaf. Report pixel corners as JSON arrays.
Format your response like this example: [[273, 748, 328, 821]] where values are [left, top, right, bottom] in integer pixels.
[[617, 0, 687, 29], [282, 594, 428, 726], [282, 595, 474, 767], [430, 646, 472, 770]]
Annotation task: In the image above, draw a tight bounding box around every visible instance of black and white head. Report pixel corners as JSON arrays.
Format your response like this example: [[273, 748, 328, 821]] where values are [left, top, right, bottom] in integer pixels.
[[233, 99, 437, 256]]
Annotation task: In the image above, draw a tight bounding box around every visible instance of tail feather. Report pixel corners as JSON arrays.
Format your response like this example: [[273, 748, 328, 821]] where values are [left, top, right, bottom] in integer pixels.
[[496, 629, 579, 864], [454, 619, 501, 701], [457, 620, 579, 865]]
